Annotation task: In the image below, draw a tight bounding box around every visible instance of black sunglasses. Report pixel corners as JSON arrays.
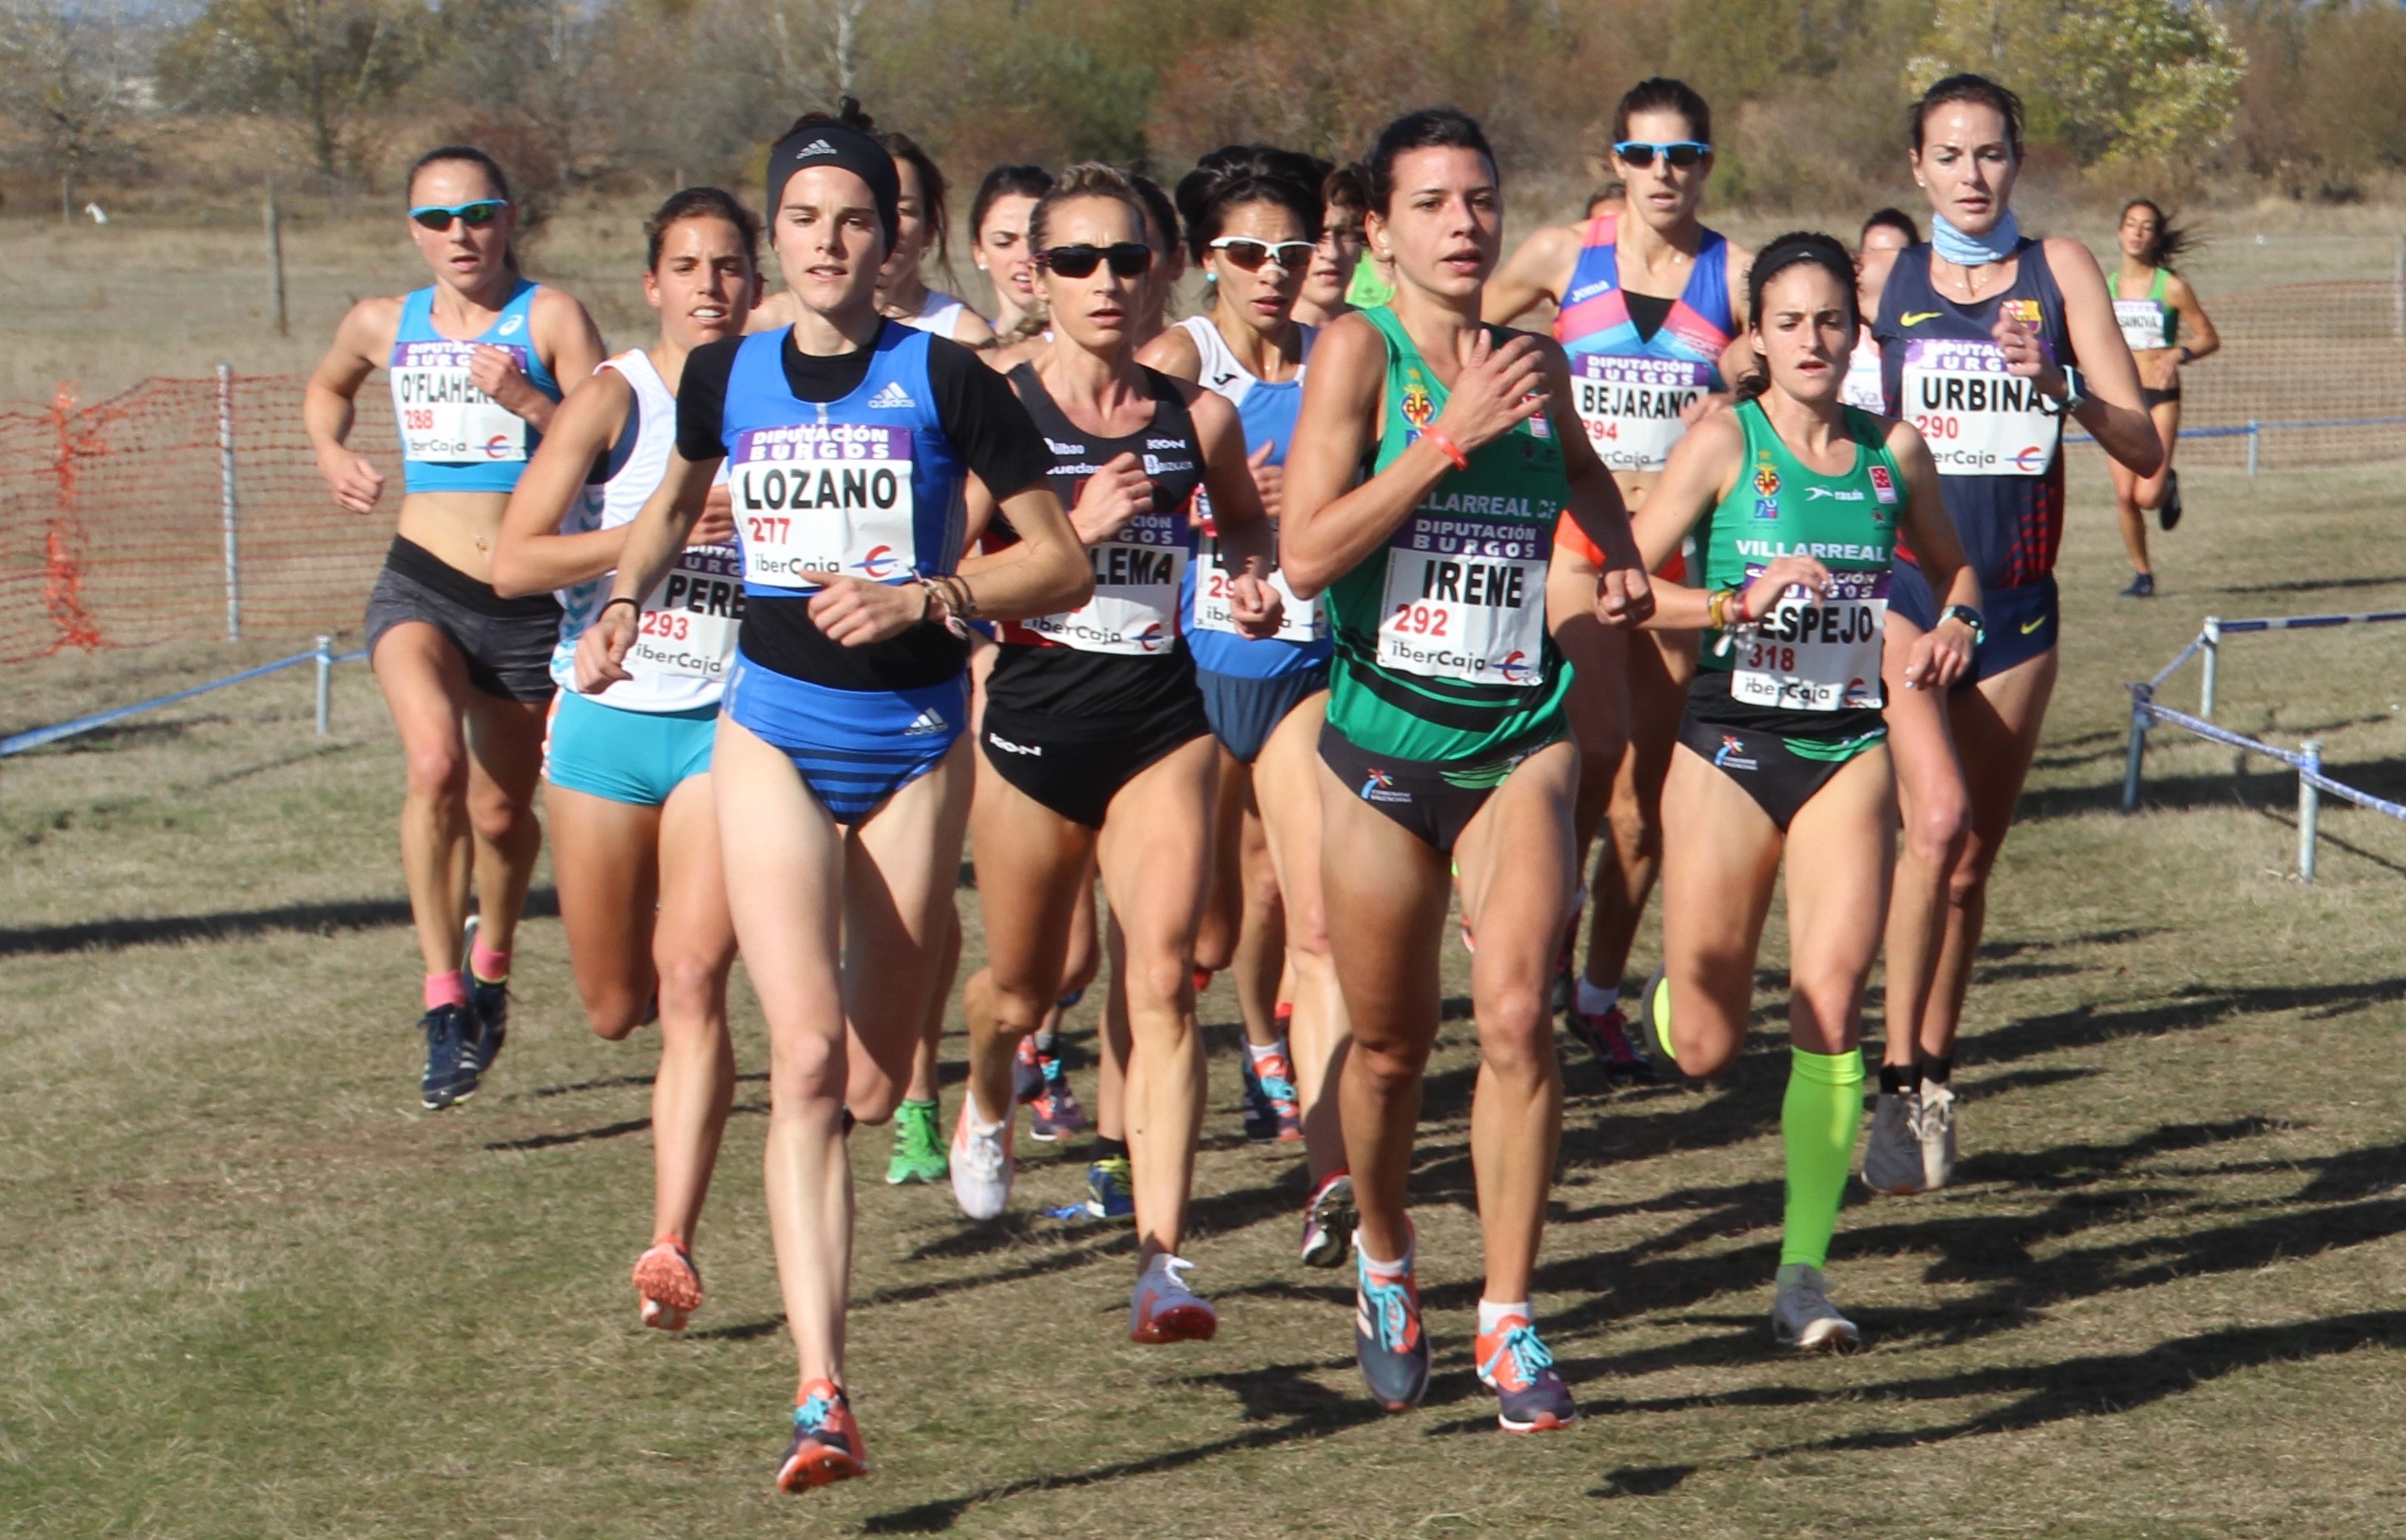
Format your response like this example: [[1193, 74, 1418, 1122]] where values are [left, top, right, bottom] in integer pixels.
[[1613, 140, 1710, 169], [1037, 243, 1153, 279]]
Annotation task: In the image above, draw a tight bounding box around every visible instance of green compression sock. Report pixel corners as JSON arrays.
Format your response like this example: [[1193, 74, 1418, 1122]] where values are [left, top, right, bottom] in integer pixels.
[[1780, 1045, 1866, 1269]]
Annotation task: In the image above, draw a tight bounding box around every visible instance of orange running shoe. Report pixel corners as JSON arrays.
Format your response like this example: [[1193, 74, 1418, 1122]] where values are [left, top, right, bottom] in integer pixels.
[[631, 1236, 702, 1332], [1474, 1315, 1578, 1432], [776, 1379, 867, 1491]]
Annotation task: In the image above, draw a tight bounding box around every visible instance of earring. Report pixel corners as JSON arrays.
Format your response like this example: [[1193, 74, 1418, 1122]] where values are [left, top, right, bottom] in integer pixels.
[[1204, 271, 1217, 283]]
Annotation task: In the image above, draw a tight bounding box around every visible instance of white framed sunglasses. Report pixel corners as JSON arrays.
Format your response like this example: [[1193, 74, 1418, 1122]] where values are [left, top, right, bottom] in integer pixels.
[[1209, 237, 1317, 271]]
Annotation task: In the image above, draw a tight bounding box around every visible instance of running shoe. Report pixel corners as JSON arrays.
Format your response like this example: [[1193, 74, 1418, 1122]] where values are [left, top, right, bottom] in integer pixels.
[[418, 1003, 478, 1111], [776, 1380, 867, 1492], [1029, 1056, 1089, 1141], [1920, 1080, 1960, 1190], [1772, 1263, 1862, 1352], [1633, 966, 1676, 1070], [2119, 570, 2156, 599], [631, 1236, 702, 1331], [2158, 469, 2183, 531], [1354, 1244, 1431, 1411], [1474, 1316, 1578, 1432], [1085, 1154, 1135, 1222], [949, 1102, 1013, 1220], [460, 915, 509, 1073], [1240, 1050, 1303, 1142], [885, 1098, 948, 1185], [1563, 1002, 1659, 1086], [1128, 1254, 1218, 1343], [1862, 1090, 1926, 1196], [1300, 1171, 1356, 1269], [1013, 1034, 1045, 1104]]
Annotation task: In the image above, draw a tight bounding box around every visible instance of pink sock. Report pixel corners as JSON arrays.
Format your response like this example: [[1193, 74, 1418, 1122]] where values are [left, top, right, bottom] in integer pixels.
[[469, 938, 510, 984], [424, 972, 470, 1010]]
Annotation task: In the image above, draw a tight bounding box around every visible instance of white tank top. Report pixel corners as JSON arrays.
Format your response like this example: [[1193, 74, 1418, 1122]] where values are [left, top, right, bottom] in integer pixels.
[[551, 350, 741, 712], [900, 288, 970, 342], [1174, 313, 1316, 410], [1841, 326, 1886, 413]]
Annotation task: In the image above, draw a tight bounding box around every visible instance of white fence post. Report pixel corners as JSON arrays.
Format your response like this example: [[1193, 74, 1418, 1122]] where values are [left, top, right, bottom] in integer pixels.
[[2199, 618, 2220, 719], [2122, 689, 2151, 813], [2246, 421, 2259, 478], [2298, 740, 2323, 883], [217, 364, 240, 642], [315, 635, 333, 736]]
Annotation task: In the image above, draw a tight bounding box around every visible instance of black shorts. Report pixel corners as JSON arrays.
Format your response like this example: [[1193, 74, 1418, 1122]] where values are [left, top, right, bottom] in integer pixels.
[[2140, 385, 2182, 410], [1316, 720, 1555, 858], [1678, 712, 1885, 834], [1197, 663, 1329, 764], [980, 698, 1212, 830], [1891, 563, 2057, 687], [364, 536, 560, 703]]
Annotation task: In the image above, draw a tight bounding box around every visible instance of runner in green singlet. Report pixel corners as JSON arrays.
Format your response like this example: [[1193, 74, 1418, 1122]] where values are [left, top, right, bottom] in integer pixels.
[[2107, 198, 2219, 596], [1625, 233, 1979, 1350], [1282, 107, 1652, 1434]]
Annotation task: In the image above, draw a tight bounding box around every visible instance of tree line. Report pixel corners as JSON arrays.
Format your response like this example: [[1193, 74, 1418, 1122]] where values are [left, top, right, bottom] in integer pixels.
[[2, 0, 2403, 220]]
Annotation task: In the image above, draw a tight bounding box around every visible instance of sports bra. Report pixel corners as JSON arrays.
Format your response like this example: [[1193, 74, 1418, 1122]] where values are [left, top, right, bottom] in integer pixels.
[[2114, 266, 2179, 352], [388, 278, 559, 494], [1552, 218, 1735, 474]]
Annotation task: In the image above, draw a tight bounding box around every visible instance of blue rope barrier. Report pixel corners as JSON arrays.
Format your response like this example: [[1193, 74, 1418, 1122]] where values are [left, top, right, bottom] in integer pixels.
[[2067, 414, 2406, 446], [2, 646, 369, 758], [2132, 694, 2406, 824]]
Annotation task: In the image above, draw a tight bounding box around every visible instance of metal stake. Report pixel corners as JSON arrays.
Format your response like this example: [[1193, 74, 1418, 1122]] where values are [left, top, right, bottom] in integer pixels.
[[217, 365, 240, 641], [2246, 421, 2259, 478], [315, 634, 333, 735], [2298, 740, 2323, 883], [2199, 617, 2220, 719], [2122, 689, 2151, 813]]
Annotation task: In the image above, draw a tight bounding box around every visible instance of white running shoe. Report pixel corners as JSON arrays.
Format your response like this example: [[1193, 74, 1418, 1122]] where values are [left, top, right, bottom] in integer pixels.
[[1862, 1090, 1926, 1196], [949, 1100, 1013, 1221], [1772, 1263, 1862, 1352], [1128, 1254, 1218, 1343], [1920, 1080, 1959, 1191]]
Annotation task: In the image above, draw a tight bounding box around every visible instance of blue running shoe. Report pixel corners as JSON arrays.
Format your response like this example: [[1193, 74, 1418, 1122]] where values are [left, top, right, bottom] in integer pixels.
[[1085, 1155, 1134, 1222], [1354, 1246, 1431, 1411], [775, 1379, 866, 1492], [1475, 1315, 1578, 1432], [460, 915, 509, 1073], [419, 1003, 479, 1110]]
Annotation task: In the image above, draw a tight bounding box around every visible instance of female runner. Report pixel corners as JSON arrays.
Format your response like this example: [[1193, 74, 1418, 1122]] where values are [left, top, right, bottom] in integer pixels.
[[972, 164, 1055, 343], [949, 163, 1282, 1343], [1845, 208, 1920, 411], [305, 144, 604, 1110], [578, 111, 1090, 1491], [1864, 75, 2160, 1193], [1294, 163, 1369, 329], [1282, 107, 1652, 1432], [1140, 144, 1357, 1265], [1485, 78, 1752, 1081], [1627, 233, 1978, 1348], [2107, 198, 2218, 596], [490, 188, 757, 1329]]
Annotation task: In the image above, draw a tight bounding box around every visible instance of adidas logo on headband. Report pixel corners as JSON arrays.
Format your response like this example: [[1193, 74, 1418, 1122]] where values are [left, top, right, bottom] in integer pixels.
[[793, 139, 837, 158]]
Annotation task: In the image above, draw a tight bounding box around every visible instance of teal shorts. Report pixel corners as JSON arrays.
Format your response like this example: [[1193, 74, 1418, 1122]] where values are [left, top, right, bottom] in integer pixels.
[[544, 691, 718, 807]]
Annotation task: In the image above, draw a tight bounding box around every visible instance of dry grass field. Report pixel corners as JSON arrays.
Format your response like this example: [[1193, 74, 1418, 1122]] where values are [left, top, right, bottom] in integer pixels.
[[5, 211, 2406, 1538]]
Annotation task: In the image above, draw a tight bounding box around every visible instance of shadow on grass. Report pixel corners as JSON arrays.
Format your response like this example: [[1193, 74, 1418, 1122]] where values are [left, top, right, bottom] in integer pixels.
[[0, 887, 559, 955]]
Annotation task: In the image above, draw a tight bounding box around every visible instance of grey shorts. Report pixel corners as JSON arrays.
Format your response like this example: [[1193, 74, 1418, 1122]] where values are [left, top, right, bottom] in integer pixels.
[[364, 536, 561, 704]]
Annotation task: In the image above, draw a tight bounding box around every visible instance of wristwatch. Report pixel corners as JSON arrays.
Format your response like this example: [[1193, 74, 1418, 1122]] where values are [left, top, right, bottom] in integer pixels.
[[1938, 604, 1986, 645], [2050, 364, 2084, 417]]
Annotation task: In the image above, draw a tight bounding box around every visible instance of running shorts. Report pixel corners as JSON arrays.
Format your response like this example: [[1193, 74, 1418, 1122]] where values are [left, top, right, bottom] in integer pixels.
[[980, 697, 1211, 830], [544, 691, 716, 807], [365, 535, 560, 703], [1198, 663, 1329, 766], [1676, 711, 1885, 834], [1891, 565, 2058, 686], [723, 655, 966, 825], [1316, 719, 1558, 858]]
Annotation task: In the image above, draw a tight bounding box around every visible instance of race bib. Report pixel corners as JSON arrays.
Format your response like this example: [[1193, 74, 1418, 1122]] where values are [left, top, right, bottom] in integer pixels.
[[1841, 337, 1887, 413], [1026, 510, 1187, 655], [628, 544, 744, 683], [1376, 512, 1549, 687], [1572, 355, 1712, 472], [2114, 299, 2165, 353], [1730, 565, 1888, 712], [729, 424, 916, 589], [1193, 533, 1322, 643], [390, 341, 529, 462], [1900, 339, 2061, 478]]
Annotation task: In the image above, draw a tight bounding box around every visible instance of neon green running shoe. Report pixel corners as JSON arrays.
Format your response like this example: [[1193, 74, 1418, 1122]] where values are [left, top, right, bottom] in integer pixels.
[[885, 1098, 949, 1185]]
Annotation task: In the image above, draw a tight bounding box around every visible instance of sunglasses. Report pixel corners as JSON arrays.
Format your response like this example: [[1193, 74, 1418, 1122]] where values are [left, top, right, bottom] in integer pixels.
[[1613, 140, 1711, 169], [1209, 237, 1317, 271], [1036, 242, 1153, 279], [409, 199, 510, 232]]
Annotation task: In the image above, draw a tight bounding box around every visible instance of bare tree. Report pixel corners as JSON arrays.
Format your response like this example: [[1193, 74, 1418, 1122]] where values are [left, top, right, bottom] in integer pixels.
[[0, 0, 136, 222], [157, 0, 423, 186]]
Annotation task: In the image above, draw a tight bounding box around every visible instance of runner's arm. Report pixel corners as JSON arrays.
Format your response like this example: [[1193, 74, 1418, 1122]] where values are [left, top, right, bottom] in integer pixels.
[[1482, 225, 1575, 326], [2165, 272, 2219, 365], [304, 297, 400, 514], [1627, 409, 1739, 630], [1538, 337, 1651, 625], [955, 482, 1093, 621], [489, 369, 634, 597], [1136, 325, 1204, 382], [2044, 237, 2162, 476], [1886, 418, 1979, 689]]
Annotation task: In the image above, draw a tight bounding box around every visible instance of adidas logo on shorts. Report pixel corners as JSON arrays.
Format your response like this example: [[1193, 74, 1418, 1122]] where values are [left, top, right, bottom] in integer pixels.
[[902, 707, 949, 736], [867, 381, 917, 410]]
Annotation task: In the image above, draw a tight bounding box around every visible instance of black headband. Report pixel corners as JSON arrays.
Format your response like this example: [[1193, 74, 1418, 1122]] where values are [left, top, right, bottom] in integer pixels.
[[765, 122, 899, 250]]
